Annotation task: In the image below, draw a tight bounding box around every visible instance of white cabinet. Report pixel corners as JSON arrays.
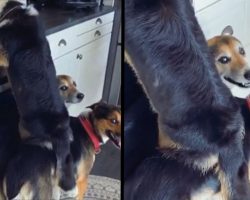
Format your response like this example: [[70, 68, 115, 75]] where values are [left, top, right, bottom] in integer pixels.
[[193, 0, 250, 62], [53, 48, 81, 82], [193, 0, 221, 12], [77, 34, 112, 111], [47, 12, 114, 116], [47, 12, 114, 59], [195, 0, 247, 45]]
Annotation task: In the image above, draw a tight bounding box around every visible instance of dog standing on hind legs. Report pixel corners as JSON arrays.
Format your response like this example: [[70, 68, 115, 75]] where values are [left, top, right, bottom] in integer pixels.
[[125, 0, 250, 199], [0, 0, 75, 198]]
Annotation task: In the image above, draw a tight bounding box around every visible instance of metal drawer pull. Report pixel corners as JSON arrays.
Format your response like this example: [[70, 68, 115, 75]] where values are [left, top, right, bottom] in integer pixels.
[[95, 18, 103, 25], [94, 30, 101, 37], [58, 39, 67, 47], [76, 54, 83, 60]]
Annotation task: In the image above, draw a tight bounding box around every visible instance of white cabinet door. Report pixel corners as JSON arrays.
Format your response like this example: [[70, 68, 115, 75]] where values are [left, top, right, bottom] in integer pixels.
[[196, 0, 247, 45], [54, 50, 81, 82], [193, 0, 221, 12], [76, 33, 112, 111], [53, 33, 112, 116], [246, 0, 250, 46], [53, 49, 82, 117]]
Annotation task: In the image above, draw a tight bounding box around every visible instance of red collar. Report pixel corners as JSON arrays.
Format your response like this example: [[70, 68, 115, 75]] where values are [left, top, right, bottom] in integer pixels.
[[79, 115, 101, 154], [246, 95, 250, 111]]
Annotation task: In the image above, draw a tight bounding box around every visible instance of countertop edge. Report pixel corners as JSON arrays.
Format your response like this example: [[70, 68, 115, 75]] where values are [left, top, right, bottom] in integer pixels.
[[44, 7, 115, 36]]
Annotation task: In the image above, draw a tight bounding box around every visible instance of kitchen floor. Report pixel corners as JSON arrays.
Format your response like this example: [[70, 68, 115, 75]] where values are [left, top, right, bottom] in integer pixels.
[[91, 140, 121, 180]]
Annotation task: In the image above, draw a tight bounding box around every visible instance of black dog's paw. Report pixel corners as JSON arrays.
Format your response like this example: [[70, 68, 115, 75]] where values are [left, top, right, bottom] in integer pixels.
[[59, 154, 76, 191]]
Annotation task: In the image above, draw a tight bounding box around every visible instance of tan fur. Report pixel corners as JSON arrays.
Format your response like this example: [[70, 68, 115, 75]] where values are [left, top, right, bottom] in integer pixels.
[[12, 182, 33, 200], [0, 46, 8, 68], [218, 170, 231, 200], [57, 75, 77, 99], [125, 50, 135, 68], [94, 110, 121, 139], [158, 129, 181, 149], [57, 74, 83, 104], [77, 178, 88, 200], [208, 36, 247, 75], [76, 153, 94, 200], [18, 121, 31, 140]]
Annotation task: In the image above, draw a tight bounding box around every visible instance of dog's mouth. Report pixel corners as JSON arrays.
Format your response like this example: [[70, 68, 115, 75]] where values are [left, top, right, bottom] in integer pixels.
[[66, 99, 82, 104], [66, 96, 84, 104], [224, 77, 250, 88], [106, 131, 121, 149]]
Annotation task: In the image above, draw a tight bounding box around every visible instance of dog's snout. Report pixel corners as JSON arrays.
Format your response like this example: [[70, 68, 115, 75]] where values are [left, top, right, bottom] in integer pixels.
[[244, 70, 250, 80], [77, 93, 84, 100]]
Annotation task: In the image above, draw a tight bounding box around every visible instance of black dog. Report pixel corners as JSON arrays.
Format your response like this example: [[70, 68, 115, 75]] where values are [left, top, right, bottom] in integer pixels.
[[125, 0, 250, 199], [0, 0, 75, 196]]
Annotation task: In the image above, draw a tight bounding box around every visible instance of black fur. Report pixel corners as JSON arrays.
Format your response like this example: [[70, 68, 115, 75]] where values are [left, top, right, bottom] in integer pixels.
[[0, 90, 20, 197], [125, 0, 250, 199], [124, 62, 158, 179], [125, 154, 220, 200], [0, 0, 75, 191], [5, 140, 57, 199], [236, 97, 250, 163]]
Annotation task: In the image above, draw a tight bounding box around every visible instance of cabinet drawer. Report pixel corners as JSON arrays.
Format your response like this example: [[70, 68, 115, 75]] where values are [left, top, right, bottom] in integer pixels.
[[76, 22, 113, 50], [193, 0, 221, 12], [74, 12, 114, 36], [196, 0, 246, 44], [47, 12, 114, 59]]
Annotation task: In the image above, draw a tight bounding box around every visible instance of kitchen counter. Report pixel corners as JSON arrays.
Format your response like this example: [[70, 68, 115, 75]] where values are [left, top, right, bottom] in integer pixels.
[[39, 5, 114, 35]]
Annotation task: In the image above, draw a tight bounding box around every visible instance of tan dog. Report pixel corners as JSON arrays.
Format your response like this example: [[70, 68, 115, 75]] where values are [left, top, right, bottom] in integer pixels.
[[57, 75, 84, 104], [208, 26, 250, 89]]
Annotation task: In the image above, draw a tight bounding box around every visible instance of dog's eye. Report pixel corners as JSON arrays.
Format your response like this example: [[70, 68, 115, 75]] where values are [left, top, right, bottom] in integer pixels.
[[239, 47, 245, 56], [60, 86, 68, 91], [218, 56, 231, 64], [111, 119, 118, 124], [73, 81, 77, 86]]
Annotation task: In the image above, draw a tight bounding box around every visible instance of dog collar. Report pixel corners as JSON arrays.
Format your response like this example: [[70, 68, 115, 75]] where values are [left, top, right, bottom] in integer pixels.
[[79, 115, 101, 154], [246, 95, 250, 111]]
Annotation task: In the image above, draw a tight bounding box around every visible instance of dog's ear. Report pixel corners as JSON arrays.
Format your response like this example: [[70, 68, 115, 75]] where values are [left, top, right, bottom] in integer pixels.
[[86, 103, 98, 110], [87, 100, 108, 110], [221, 25, 233, 36]]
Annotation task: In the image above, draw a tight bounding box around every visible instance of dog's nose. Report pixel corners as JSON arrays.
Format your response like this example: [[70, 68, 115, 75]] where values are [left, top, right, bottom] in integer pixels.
[[77, 93, 84, 99], [244, 70, 250, 80]]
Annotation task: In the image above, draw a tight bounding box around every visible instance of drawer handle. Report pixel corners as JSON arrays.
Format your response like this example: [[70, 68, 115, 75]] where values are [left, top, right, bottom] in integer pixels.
[[95, 18, 103, 25], [94, 30, 101, 37], [76, 54, 83, 60], [58, 39, 67, 47]]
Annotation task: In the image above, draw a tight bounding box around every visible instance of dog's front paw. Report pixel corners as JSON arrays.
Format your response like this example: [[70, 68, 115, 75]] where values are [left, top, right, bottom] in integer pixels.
[[58, 154, 76, 191]]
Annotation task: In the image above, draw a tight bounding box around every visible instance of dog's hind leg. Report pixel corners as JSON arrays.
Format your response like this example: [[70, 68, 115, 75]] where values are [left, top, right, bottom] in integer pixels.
[[76, 177, 88, 200]]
